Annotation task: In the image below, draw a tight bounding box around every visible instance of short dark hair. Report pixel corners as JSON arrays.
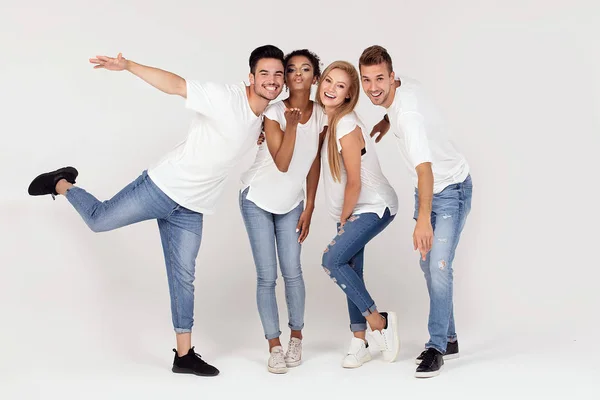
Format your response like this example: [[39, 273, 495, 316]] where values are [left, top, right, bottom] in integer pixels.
[[249, 45, 285, 74], [359, 45, 393, 74], [284, 49, 322, 79]]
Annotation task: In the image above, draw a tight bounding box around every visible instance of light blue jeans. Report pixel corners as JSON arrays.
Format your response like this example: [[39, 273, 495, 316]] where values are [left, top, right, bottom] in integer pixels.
[[414, 175, 472, 353], [239, 187, 305, 340], [65, 170, 202, 333]]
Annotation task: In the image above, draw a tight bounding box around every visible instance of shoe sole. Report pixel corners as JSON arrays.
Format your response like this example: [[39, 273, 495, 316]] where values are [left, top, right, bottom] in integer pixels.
[[384, 312, 401, 363], [172, 366, 219, 377], [285, 360, 302, 368], [415, 352, 459, 365], [342, 353, 372, 368], [267, 366, 288, 374], [415, 365, 443, 378]]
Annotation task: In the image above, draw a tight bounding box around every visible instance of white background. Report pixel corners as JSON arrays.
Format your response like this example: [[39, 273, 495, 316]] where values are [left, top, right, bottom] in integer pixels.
[[1, 0, 599, 398]]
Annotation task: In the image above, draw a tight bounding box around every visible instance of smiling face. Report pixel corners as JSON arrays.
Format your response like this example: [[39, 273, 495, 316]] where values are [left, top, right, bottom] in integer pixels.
[[360, 62, 396, 107], [249, 57, 285, 101], [285, 55, 316, 93], [319, 68, 351, 109]]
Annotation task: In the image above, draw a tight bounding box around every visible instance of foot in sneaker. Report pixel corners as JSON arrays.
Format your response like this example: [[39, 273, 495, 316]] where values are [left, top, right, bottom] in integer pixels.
[[28, 166, 78, 198], [285, 337, 302, 367], [268, 346, 288, 374], [368, 311, 400, 362], [415, 348, 444, 378], [342, 337, 372, 368], [415, 340, 459, 364], [171, 347, 219, 377]]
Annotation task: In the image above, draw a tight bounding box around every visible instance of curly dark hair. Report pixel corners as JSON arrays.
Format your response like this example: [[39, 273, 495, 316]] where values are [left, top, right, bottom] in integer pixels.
[[283, 49, 322, 80]]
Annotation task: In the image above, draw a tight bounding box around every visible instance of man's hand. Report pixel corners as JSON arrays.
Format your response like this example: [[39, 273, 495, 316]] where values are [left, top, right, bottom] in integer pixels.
[[370, 117, 390, 143], [413, 217, 433, 261], [296, 208, 314, 243], [284, 108, 302, 127], [89, 53, 128, 71]]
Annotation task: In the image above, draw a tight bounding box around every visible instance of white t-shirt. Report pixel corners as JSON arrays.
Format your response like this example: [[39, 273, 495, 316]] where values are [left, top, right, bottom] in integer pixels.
[[386, 76, 470, 193], [148, 81, 262, 214], [240, 101, 327, 214], [321, 112, 398, 221]]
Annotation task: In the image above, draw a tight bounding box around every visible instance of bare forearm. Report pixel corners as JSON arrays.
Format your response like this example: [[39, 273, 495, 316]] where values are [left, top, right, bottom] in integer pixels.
[[305, 157, 320, 209], [125, 60, 186, 97], [273, 125, 298, 172], [341, 181, 361, 222], [417, 171, 434, 221]]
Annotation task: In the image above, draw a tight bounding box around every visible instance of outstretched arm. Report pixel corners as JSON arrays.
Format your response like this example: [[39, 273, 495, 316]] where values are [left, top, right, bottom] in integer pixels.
[[90, 53, 187, 98]]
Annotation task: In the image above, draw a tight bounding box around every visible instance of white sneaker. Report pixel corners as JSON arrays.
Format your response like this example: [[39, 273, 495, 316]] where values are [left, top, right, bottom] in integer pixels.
[[342, 337, 372, 368], [368, 311, 400, 362], [285, 337, 302, 367], [268, 346, 288, 374]]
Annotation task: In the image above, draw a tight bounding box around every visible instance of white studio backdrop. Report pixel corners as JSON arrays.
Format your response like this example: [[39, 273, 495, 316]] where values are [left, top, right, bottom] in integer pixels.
[[1, 0, 599, 398]]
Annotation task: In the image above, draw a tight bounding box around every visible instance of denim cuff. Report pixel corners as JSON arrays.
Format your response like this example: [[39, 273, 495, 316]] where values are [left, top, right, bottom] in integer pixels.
[[350, 323, 367, 332], [174, 328, 192, 334], [360, 303, 378, 317], [288, 323, 304, 332], [265, 331, 282, 340]]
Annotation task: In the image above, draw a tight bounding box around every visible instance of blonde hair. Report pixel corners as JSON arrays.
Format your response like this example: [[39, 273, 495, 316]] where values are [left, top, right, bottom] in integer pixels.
[[316, 61, 360, 182]]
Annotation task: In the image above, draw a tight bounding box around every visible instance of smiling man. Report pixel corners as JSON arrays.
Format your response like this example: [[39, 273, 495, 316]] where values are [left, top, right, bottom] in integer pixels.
[[359, 45, 472, 379], [27, 45, 285, 377]]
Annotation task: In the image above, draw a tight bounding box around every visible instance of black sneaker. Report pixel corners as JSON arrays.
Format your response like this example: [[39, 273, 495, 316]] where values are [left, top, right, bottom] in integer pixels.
[[415, 348, 444, 378], [172, 347, 219, 377], [415, 340, 459, 364], [28, 167, 78, 198]]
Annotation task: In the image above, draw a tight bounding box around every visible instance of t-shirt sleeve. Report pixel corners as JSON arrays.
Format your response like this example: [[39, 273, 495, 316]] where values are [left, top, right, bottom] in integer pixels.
[[318, 106, 328, 132], [185, 80, 227, 116], [397, 111, 432, 168], [335, 114, 359, 152], [264, 102, 285, 130]]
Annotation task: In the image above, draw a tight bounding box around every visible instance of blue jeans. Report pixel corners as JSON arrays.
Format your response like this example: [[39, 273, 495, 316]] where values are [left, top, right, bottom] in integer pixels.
[[321, 208, 395, 332], [239, 187, 305, 340], [65, 170, 202, 333], [414, 175, 472, 353]]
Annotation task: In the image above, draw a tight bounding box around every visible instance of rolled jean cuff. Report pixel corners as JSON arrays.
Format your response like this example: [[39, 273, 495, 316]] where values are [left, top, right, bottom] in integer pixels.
[[426, 344, 445, 354], [288, 323, 304, 331], [360, 303, 378, 317], [350, 323, 367, 332], [265, 330, 282, 340], [174, 328, 192, 334]]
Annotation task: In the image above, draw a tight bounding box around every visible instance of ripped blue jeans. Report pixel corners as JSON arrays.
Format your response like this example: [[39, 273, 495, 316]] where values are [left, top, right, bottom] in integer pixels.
[[321, 208, 395, 332], [414, 175, 472, 354]]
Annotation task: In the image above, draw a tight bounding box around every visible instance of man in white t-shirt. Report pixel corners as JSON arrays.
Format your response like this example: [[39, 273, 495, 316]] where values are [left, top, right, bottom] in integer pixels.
[[27, 45, 285, 377], [359, 45, 473, 378]]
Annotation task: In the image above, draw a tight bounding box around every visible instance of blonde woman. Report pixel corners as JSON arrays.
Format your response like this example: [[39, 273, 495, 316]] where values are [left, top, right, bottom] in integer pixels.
[[316, 61, 400, 368]]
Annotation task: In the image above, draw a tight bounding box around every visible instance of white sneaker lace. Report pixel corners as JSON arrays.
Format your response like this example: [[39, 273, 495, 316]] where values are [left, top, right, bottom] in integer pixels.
[[286, 339, 301, 360], [371, 329, 390, 352], [271, 349, 286, 366], [381, 329, 391, 351]]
